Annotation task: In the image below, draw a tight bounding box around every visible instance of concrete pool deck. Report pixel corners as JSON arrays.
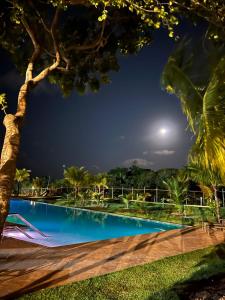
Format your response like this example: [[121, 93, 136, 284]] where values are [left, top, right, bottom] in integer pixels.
[[0, 226, 224, 299]]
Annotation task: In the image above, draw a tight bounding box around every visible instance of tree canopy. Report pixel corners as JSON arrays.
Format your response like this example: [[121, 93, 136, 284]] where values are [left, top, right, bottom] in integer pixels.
[[0, 0, 169, 97], [0, 0, 224, 99]]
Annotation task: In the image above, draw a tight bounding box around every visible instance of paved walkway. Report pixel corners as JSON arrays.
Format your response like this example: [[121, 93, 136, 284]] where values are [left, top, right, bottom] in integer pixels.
[[0, 226, 224, 299]]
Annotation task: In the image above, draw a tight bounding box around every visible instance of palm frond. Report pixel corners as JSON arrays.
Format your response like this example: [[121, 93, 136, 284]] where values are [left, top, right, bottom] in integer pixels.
[[190, 55, 225, 180], [162, 40, 225, 181], [64, 166, 88, 187], [187, 163, 222, 186], [15, 168, 31, 182], [161, 45, 202, 133], [199, 184, 213, 199]]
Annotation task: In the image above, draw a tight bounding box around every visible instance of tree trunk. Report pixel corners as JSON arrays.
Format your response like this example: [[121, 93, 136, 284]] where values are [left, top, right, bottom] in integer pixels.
[[17, 181, 20, 196], [19, 182, 22, 195], [0, 11, 61, 236], [74, 187, 77, 200], [0, 81, 29, 236], [0, 114, 21, 235], [213, 185, 221, 223]]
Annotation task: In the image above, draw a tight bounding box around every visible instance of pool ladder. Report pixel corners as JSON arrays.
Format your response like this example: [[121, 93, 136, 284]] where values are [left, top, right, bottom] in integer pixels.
[[5, 213, 48, 240]]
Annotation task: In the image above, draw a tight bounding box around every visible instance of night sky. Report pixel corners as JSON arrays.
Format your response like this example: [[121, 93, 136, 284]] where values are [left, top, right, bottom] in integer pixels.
[[0, 22, 204, 179]]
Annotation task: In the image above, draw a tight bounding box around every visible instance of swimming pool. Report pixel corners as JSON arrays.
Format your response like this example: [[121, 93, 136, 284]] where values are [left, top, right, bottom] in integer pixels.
[[7, 199, 182, 247]]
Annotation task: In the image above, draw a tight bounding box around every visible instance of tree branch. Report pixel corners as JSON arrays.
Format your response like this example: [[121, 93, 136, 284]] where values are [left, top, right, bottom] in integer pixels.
[[33, 6, 51, 34], [32, 8, 61, 84], [56, 66, 70, 73], [21, 17, 41, 81], [51, 8, 60, 54], [173, 1, 225, 33], [65, 0, 90, 6], [66, 20, 106, 52]]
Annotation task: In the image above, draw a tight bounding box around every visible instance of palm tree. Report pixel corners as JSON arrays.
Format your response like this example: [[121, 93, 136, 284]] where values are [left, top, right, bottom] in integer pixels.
[[164, 175, 188, 214], [187, 164, 222, 222], [84, 174, 108, 206], [94, 174, 108, 194], [155, 168, 179, 189], [32, 177, 44, 188], [119, 194, 130, 209], [32, 177, 45, 196], [161, 40, 225, 181], [14, 168, 31, 195], [64, 166, 88, 199], [107, 167, 127, 186]]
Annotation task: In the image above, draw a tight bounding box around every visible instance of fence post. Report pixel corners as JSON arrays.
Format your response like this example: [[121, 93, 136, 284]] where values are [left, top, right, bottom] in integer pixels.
[[222, 189, 225, 207], [200, 197, 203, 206], [112, 187, 114, 199], [156, 187, 158, 202], [132, 187, 134, 200], [103, 187, 105, 199], [144, 187, 146, 194], [122, 186, 124, 197]]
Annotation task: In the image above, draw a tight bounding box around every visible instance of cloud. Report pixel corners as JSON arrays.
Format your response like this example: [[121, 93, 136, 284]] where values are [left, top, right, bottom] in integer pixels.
[[142, 151, 148, 156], [119, 135, 125, 140], [123, 158, 153, 169], [153, 149, 175, 155], [92, 164, 100, 170]]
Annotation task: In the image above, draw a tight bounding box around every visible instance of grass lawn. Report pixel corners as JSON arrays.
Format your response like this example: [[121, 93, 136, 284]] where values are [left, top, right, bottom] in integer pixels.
[[19, 244, 225, 300]]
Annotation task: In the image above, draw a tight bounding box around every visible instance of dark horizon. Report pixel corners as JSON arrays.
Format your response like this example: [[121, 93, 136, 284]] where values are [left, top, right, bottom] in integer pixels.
[[0, 22, 204, 179]]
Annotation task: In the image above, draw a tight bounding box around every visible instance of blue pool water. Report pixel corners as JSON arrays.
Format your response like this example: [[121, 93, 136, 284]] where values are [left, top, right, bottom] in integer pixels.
[[8, 199, 182, 246]]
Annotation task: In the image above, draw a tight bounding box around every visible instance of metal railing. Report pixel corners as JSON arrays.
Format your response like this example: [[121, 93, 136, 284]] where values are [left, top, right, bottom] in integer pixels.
[[6, 213, 48, 238], [18, 186, 225, 207], [4, 225, 33, 239]]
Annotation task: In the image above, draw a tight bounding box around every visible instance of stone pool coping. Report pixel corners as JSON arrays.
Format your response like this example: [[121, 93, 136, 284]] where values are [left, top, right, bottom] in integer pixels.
[[0, 226, 224, 299]]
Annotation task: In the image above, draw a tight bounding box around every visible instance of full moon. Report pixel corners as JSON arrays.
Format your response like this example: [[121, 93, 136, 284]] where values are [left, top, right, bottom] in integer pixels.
[[146, 119, 179, 146], [159, 128, 167, 135]]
